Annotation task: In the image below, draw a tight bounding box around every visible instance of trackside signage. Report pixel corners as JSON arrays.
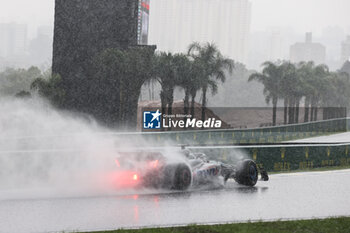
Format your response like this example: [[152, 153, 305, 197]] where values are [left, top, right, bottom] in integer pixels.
[[143, 110, 222, 130]]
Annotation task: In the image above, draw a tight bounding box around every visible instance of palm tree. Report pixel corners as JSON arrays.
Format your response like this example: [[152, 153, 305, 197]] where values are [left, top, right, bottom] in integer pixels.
[[249, 62, 283, 126], [31, 74, 65, 107], [94, 48, 125, 125], [92, 47, 154, 128], [249, 59, 350, 126], [188, 42, 234, 122], [311, 64, 330, 121], [172, 54, 198, 117], [297, 62, 315, 123], [153, 52, 177, 117], [188, 57, 205, 119], [321, 71, 350, 119], [122, 47, 155, 128], [279, 62, 299, 124]]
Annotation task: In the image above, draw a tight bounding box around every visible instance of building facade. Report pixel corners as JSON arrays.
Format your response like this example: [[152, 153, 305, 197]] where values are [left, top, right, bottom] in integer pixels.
[[52, 0, 156, 128], [52, 0, 140, 109], [53, 0, 139, 79], [290, 32, 326, 65], [148, 0, 251, 63], [341, 35, 350, 62], [29, 26, 54, 66], [0, 23, 27, 59]]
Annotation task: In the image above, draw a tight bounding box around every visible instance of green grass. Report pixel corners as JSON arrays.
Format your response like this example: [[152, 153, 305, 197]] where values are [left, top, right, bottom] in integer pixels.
[[79, 217, 350, 233]]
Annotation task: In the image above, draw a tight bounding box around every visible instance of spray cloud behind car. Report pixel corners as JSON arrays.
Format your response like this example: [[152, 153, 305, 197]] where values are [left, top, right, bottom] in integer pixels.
[[0, 97, 183, 199], [0, 97, 255, 200]]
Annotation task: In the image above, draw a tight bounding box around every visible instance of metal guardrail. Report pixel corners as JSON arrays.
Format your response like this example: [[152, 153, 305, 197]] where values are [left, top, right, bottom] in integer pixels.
[[135, 118, 348, 145], [188, 143, 350, 172], [0, 118, 349, 173]]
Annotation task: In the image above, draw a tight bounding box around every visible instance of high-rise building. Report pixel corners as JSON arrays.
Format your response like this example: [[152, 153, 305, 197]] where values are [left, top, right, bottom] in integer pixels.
[[29, 26, 54, 65], [321, 26, 345, 66], [52, 0, 140, 118], [148, 0, 252, 63], [341, 35, 350, 62], [53, 0, 140, 83], [267, 31, 285, 62], [0, 23, 27, 58], [290, 32, 326, 65], [341, 60, 350, 76], [37, 26, 54, 40], [52, 0, 154, 127]]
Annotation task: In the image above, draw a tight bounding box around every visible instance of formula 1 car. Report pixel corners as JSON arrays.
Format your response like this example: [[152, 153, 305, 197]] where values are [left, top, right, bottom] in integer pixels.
[[111, 149, 269, 190]]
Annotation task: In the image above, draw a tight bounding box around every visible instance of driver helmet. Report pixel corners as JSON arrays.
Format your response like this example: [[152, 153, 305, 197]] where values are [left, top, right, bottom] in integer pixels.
[[182, 149, 196, 160], [196, 153, 208, 162]]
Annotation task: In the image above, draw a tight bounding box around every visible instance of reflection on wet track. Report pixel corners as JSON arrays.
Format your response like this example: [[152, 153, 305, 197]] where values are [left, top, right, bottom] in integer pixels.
[[1, 169, 350, 233]]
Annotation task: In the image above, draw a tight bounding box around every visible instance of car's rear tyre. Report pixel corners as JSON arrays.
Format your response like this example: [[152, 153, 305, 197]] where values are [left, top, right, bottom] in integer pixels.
[[173, 164, 192, 190], [234, 159, 258, 186]]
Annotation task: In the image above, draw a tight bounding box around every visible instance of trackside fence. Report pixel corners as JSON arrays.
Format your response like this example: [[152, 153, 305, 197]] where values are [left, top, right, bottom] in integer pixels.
[[1, 118, 349, 173], [188, 143, 350, 172], [136, 118, 350, 172], [136, 118, 348, 145]]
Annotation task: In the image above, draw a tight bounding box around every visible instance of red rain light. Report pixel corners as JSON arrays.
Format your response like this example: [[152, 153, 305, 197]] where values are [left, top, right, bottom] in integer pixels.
[[110, 171, 140, 188]]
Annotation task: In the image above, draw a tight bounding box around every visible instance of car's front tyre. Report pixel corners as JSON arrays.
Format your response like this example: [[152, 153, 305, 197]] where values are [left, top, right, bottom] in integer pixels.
[[234, 159, 258, 186]]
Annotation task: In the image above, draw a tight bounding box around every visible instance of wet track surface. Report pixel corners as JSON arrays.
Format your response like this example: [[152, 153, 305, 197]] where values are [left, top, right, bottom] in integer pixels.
[[1, 169, 350, 233]]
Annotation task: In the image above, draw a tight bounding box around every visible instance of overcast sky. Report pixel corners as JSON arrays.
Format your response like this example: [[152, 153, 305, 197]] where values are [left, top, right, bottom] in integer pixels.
[[251, 0, 350, 34], [0, 0, 349, 37]]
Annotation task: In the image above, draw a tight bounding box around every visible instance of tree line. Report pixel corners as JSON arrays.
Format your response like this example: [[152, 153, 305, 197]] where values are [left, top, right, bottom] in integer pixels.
[[2, 44, 350, 130], [249, 61, 350, 126], [154, 42, 234, 122], [30, 42, 234, 129], [0, 66, 42, 97]]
